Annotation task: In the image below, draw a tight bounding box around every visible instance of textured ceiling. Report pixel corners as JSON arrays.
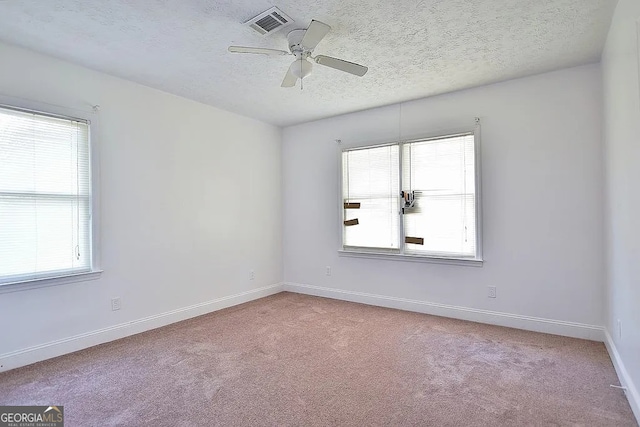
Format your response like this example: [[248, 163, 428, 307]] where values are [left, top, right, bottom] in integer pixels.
[[0, 0, 617, 126]]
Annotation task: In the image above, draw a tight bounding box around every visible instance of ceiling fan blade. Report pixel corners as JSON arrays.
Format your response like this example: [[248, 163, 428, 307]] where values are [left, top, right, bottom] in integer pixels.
[[314, 55, 368, 77], [301, 20, 331, 50], [281, 68, 298, 88], [228, 46, 291, 56]]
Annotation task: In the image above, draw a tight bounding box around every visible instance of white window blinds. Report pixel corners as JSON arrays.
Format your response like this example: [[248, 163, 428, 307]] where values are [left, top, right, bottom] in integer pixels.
[[0, 106, 91, 284], [341, 131, 479, 260], [342, 145, 400, 250], [402, 134, 476, 257]]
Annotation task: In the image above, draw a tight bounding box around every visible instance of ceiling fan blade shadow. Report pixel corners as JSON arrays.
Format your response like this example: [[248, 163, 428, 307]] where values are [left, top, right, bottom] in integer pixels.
[[281, 68, 298, 87], [301, 20, 331, 51], [314, 55, 368, 77], [228, 46, 291, 56]]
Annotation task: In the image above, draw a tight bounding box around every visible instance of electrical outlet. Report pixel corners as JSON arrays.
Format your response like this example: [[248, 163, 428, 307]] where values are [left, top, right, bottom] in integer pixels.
[[111, 297, 121, 311], [618, 319, 622, 339], [250, 270, 255, 280], [326, 266, 331, 276], [488, 286, 497, 298]]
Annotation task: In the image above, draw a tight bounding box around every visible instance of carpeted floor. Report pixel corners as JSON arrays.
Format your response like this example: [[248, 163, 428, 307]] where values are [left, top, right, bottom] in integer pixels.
[[0, 292, 636, 426]]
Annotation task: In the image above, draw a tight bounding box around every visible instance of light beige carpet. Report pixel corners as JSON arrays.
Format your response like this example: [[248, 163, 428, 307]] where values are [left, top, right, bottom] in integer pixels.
[[0, 292, 636, 426]]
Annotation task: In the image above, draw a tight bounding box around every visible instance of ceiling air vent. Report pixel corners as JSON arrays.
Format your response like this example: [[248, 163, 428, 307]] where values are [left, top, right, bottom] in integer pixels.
[[245, 7, 293, 36]]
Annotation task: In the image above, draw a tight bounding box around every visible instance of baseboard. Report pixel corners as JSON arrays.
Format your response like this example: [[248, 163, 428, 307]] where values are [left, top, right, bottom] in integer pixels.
[[283, 282, 604, 341], [603, 329, 640, 423], [0, 283, 283, 373]]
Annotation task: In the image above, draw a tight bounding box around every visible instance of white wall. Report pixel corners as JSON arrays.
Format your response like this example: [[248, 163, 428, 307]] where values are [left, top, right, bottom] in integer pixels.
[[0, 41, 283, 370], [283, 64, 604, 337], [602, 0, 640, 418]]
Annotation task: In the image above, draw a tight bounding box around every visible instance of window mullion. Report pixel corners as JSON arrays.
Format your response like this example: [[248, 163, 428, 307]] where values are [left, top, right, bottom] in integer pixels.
[[398, 142, 405, 255]]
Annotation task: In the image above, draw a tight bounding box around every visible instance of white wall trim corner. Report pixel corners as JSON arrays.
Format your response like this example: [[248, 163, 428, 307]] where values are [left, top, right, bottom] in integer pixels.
[[0, 283, 284, 373], [283, 282, 605, 341], [604, 329, 640, 424]]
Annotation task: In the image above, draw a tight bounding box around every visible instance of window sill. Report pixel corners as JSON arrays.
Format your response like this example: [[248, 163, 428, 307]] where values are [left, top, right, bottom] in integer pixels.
[[338, 250, 483, 267], [0, 270, 103, 294]]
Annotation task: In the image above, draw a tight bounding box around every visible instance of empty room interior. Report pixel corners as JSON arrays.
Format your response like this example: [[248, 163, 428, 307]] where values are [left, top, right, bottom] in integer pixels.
[[0, 0, 638, 425]]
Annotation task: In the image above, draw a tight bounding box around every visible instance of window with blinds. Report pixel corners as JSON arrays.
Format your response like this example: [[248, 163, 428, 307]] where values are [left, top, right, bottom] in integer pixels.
[[0, 106, 92, 284], [342, 131, 480, 260]]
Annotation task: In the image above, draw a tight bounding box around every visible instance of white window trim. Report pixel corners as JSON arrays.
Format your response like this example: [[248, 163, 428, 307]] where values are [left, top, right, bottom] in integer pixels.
[[0, 95, 103, 291], [338, 125, 483, 266], [337, 249, 483, 267], [0, 270, 103, 295]]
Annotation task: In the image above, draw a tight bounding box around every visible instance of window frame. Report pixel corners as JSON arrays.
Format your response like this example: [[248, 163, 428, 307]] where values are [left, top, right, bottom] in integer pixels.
[[0, 96, 102, 293], [338, 126, 483, 267]]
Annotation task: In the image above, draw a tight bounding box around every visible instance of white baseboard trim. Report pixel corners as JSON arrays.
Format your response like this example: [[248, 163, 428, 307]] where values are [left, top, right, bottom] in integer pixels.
[[0, 283, 283, 373], [283, 282, 604, 341], [603, 329, 640, 424]]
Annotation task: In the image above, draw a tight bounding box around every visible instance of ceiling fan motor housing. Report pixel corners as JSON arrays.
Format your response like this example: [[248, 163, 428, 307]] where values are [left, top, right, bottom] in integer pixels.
[[287, 29, 309, 57]]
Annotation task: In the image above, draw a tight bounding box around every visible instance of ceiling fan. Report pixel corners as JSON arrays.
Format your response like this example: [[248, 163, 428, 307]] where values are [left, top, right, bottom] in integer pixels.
[[228, 20, 368, 88]]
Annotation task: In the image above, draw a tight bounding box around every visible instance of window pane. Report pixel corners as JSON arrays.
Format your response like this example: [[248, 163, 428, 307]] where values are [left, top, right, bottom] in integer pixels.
[[343, 145, 400, 250], [0, 111, 90, 196], [0, 197, 91, 277], [402, 134, 476, 257]]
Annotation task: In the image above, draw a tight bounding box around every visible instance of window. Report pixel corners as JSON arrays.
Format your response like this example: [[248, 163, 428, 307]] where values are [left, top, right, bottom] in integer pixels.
[[341, 130, 481, 262], [0, 105, 94, 285]]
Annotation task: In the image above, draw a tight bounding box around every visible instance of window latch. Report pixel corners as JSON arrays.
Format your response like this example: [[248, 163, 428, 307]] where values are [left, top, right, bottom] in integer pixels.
[[400, 190, 416, 214]]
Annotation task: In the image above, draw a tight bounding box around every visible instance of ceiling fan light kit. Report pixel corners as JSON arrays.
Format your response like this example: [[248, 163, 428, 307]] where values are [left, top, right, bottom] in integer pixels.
[[228, 19, 368, 88], [290, 59, 313, 79]]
